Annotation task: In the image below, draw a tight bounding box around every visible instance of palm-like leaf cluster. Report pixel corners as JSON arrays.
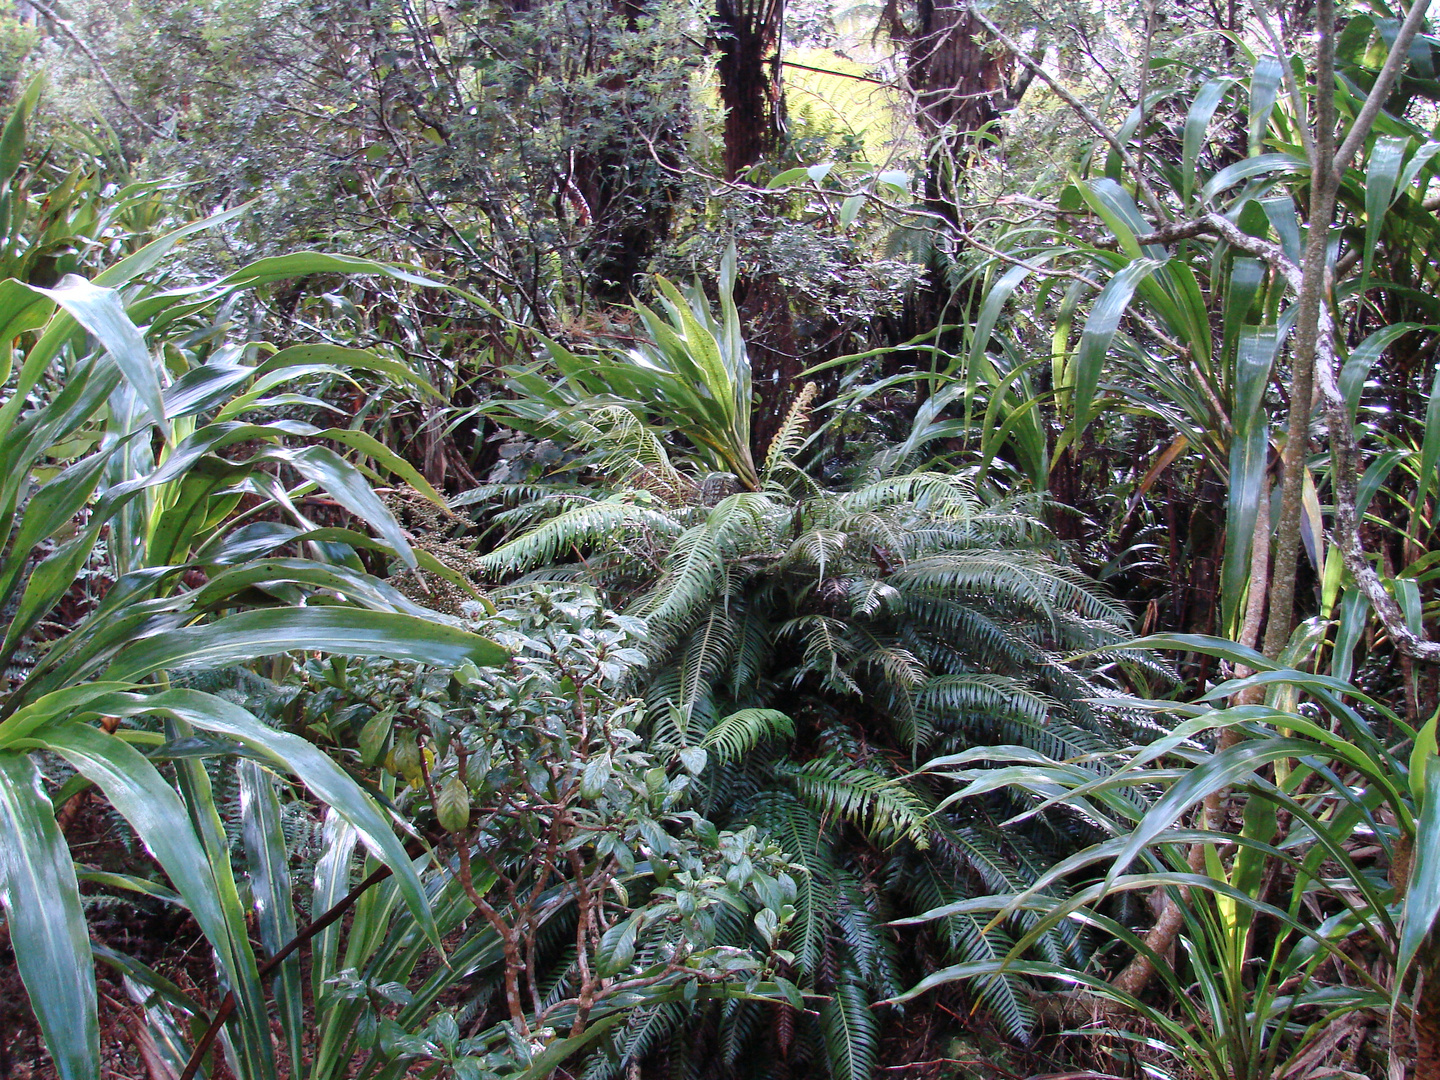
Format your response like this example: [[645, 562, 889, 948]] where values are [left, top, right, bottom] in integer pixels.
[[468, 399, 1150, 1077]]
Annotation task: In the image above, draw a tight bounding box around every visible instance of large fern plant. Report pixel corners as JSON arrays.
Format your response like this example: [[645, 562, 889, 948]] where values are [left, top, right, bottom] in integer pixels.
[[466, 373, 1154, 1078]]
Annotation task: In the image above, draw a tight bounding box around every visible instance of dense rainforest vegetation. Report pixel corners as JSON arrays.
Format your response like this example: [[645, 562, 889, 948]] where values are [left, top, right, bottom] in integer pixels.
[[0, 0, 1438, 1077]]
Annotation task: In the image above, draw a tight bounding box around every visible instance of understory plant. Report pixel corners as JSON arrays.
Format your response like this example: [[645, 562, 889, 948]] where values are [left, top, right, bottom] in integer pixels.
[[894, 631, 1431, 1080], [0, 211, 513, 1079], [113, 587, 803, 1080], [464, 274, 1161, 1075]]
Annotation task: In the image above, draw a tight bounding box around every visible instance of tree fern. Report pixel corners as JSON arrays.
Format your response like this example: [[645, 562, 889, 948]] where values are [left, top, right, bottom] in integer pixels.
[[468, 389, 1151, 1076]]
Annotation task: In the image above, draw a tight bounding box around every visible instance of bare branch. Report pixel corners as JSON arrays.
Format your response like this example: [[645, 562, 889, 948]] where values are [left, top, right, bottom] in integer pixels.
[[964, 3, 1169, 221], [27, 0, 168, 139]]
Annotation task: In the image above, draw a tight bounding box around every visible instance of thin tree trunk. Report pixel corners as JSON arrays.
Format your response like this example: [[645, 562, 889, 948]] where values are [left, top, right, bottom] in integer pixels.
[[1262, 0, 1337, 660]]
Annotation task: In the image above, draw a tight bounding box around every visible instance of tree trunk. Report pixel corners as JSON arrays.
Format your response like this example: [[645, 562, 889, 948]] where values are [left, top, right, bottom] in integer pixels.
[[571, 0, 688, 304], [714, 0, 783, 179]]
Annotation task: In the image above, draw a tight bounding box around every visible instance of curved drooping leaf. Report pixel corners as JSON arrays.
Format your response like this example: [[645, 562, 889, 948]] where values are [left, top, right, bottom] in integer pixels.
[[1067, 258, 1166, 438], [0, 752, 98, 1080], [87, 688, 444, 946], [107, 606, 509, 681]]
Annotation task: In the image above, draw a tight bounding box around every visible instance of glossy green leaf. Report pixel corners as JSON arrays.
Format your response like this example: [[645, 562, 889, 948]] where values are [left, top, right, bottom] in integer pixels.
[[93, 688, 442, 947], [1261, 195, 1303, 263], [1398, 140, 1440, 196], [1362, 136, 1409, 296], [0, 278, 54, 385], [1199, 154, 1306, 207], [238, 760, 304, 1070], [1398, 764, 1440, 989], [1410, 710, 1438, 807], [1416, 362, 1440, 519], [107, 607, 507, 680], [1333, 588, 1370, 685], [250, 343, 441, 399], [1068, 258, 1165, 437], [36, 276, 168, 435], [1184, 78, 1238, 206], [1248, 56, 1283, 154], [0, 76, 39, 185], [1341, 323, 1426, 422], [0, 752, 98, 1080]]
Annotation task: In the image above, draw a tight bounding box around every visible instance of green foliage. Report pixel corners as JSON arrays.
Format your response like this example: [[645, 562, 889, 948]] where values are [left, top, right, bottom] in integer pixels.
[[119, 587, 804, 1080], [485, 246, 758, 489], [896, 634, 1422, 1080], [0, 188, 513, 1078], [468, 313, 1148, 1071]]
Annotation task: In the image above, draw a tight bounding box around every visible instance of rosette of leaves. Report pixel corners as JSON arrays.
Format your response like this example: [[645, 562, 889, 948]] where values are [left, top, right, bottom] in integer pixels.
[[468, 374, 1159, 1075], [0, 214, 510, 1079]]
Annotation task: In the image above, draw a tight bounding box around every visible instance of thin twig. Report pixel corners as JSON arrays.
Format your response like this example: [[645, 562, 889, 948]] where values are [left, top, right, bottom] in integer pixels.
[[964, 4, 1168, 220], [177, 864, 396, 1080], [26, 0, 168, 139]]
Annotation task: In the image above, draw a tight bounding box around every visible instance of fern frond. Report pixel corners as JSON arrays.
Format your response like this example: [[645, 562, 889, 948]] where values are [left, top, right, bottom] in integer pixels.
[[780, 528, 846, 580], [917, 674, 1051, 726], [818, 978, 878, 1080], [840, 472, 978, 515], [834, 868, 901, 999], [478, 499, 681, 578], [639, 523, 723, 636], [701, 708, 795, 764], [675, 606, 739, 709], [750, 790, 833, 977], [782, 756, 929, 848], [777, 615, 863, 695]]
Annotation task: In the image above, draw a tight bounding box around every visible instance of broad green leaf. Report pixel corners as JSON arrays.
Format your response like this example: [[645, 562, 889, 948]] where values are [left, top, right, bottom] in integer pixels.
[[1184, 78, 1238, 206], [94, 202, 253, 289], [1199, 154, 1306, 207], [107, 607, 508, 681], [36, 276, 168, 435], [1411, 710, 1438, 807], [597, 910, 643, 975], [1248, 56, 1283, 154], [1081, 179, 1162, 260], [1124, 632, 1278, 672], [1221, 257, 1266, 366], [1417, 362, 1440, 518], [250, 343, 441, 399], [270, 444, 418, 567], [1341, 323, 1426, 422], [0, 75, 39, 185], [1068, 258, 1165, 437], [1222, 416, 1269, 637], [0, 752, 98, 1080], [1107, 738, 1325, 882], [1398, 764, 1440, 989], [0, 450, 110, 607], [220, 251, 444, 290], [93, 688, 442, 947], [159, 714, 274, 1077], [311, 427, 446, 507], [0, 278, 55, 385], [311, 810, 359, 1019], [1261, 195, 1303, 263], [1398, 140, 1440, 196], [1362, 136, 1408, 296], [238, 761, 304, 1070]]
